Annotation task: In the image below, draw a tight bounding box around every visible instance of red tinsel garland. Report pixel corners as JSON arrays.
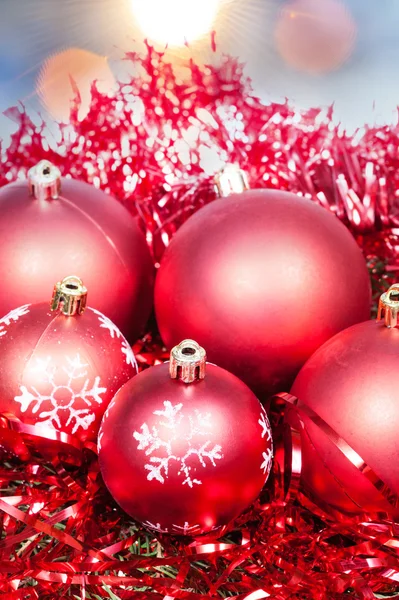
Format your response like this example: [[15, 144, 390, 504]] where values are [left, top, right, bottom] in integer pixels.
[[0, 43, 399, 598]]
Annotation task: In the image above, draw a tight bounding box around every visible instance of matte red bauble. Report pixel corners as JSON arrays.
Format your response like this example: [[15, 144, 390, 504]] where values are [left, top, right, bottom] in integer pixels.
[[98, 340, 273, 536], [290, 285, 399, 517], [0, 276, 137, 443], [155, 186, 371, 397], [0, 160, 154, 342]]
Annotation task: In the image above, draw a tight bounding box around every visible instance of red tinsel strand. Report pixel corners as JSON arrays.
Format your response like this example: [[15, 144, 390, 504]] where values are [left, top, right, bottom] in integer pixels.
[[1, 43, 399, 274], [0, 43, 399, 597], [0, 390, 398, 598]]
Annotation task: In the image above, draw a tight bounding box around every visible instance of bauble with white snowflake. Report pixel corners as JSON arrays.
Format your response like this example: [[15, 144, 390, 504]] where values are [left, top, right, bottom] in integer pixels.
[[98, 339, 273, 536], [0, 276, 137, 444]]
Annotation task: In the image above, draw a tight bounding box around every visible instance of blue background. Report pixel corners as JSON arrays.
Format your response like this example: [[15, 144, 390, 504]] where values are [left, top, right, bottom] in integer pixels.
[[0, 0, 397, 136]]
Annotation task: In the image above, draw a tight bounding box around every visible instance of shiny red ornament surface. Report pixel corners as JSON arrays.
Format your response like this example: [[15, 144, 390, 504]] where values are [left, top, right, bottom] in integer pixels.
[[155, 190, 371, 396], [0, 301, 137, 443], [291, 318, 399, 517], [98, 361, 272, 535], [0, 177, 154, 342]]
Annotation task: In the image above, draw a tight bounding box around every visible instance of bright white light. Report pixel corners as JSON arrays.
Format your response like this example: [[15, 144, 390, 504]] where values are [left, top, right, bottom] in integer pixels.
[[130, 0, 221, 47]]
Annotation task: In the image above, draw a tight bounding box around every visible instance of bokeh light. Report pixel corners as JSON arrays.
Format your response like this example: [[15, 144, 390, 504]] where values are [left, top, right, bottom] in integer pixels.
[[130, 0, 222, 47], [37, 48, 116, 122], [275, 0, 357, 76]]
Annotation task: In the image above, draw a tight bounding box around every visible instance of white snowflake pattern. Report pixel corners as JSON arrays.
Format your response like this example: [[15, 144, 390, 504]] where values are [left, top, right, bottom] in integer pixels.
[[133, 401, 223, 488], [258, 410, 272, 442], [261, 448, 273, 477], [15, 354, 107, 434], [171, 522, 203, 535], [97, 396, 117, 452], [259, 409, 273, 477], [143, 521, 203, 535], [143, 521, 169, 533], [89, 307, 138, 370], [0, 304, 30, 337], [97, 429, 104, 452]]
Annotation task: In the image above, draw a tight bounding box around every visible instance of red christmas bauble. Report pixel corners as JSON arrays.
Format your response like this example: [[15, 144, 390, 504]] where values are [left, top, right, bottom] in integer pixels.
[[0, 161, 154, 342], [290, 286, 399, 517], [155, 189, 371, 397], [0, 277, 137, 443], [98, 340, 272, 535]]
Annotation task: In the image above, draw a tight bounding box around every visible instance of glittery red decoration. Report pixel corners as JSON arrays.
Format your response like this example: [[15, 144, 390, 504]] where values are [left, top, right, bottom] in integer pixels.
[[1, 42, 399, 598], [0, 300, 137, 445], [99, 361, 272, 535]]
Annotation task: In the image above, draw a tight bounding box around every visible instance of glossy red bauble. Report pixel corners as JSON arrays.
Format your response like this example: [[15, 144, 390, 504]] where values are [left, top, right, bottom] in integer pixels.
[[291, 318, 399, 517], [0, 164, 154, 342], [155, 190, 371, 397], [0, 294, 137, 443], [98, 343, 272, 536]]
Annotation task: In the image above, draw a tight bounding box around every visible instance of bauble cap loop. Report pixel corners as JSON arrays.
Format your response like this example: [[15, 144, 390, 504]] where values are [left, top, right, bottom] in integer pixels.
[[377, 284, 399, 328], [169, 339, 206, 383], [214, 164, 249, 198], [28, 160, 61, 201], [51, 275, 88, 316]]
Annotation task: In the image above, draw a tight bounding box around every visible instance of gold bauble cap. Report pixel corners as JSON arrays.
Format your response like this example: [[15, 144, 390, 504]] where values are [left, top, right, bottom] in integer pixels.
[[51, 276, 88, 316]]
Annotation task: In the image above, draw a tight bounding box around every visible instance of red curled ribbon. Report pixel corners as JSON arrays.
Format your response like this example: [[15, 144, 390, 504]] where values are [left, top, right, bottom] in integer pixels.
[[0, 367, 397, 598], [272, 392, 399, 512]]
